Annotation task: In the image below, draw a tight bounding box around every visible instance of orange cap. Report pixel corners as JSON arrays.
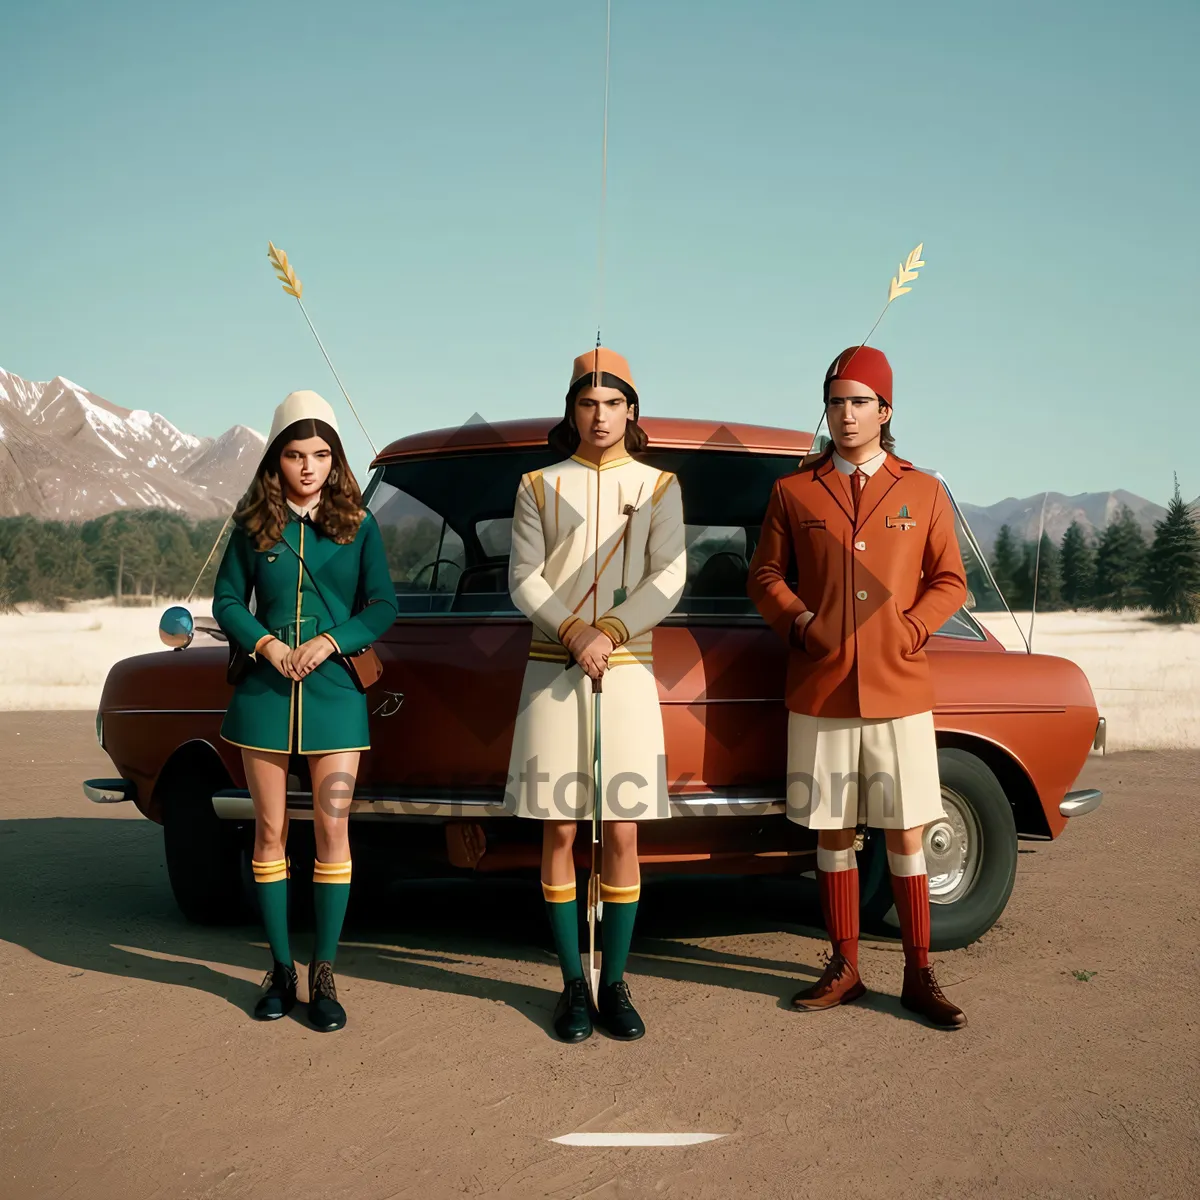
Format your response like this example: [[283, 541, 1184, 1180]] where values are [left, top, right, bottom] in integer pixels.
[[570, 346, 636, 393]]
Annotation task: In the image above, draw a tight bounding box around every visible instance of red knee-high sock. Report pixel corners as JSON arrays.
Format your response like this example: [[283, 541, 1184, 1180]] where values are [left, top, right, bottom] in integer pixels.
[[890, 869, 930, 969], [817, 860, 859, 970]]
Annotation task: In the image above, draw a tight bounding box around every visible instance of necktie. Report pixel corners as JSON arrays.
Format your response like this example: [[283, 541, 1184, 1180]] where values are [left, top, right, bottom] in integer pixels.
[[850, 469, 865, 518]]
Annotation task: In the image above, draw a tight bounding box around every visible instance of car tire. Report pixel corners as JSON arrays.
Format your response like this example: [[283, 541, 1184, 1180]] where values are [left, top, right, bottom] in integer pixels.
[[858, 747, 1018, 950], [162, 769, 248, 925]]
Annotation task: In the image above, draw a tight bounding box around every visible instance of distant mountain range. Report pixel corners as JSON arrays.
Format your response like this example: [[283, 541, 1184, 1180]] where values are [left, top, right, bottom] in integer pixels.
[[958, 489, 1191, 554], [0, 367, 264, 521], [0, 366, 1195, 544]]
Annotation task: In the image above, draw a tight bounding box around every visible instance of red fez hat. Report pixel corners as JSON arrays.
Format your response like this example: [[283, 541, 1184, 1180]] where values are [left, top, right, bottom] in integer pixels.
[[825, 346, 893, 406], [570, 346, 637, 393]]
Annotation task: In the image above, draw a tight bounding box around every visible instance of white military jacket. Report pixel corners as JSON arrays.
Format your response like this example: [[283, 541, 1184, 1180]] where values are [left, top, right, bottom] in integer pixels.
[[505, 450, 686, 821]]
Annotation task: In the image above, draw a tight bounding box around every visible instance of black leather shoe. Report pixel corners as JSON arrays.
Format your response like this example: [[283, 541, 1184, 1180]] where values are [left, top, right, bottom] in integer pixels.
[[595, 979, 645, 1041], [307, 960, 347, 1032], [253, 960, 298, 1021], [552, 978, 594, 1043]]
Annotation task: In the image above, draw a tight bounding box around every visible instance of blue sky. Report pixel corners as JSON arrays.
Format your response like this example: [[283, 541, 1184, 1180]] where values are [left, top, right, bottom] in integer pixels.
[[1, 0, 1195, 505]]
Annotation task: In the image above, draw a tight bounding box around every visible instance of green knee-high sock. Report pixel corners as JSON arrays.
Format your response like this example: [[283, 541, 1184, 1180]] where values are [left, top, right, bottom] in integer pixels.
[[252, 858, 292, 965], [542, 880, 584, 984], [600, 881, 640, 986], [312, 859, 352, 964]]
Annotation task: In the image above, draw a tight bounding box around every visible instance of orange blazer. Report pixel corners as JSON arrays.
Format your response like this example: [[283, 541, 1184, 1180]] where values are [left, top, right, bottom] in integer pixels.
[[748, 450, 967, 719]]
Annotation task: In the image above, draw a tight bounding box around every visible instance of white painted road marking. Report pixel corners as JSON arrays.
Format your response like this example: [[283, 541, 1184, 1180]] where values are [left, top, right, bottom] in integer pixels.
[[552, 1133, 726, 1147]]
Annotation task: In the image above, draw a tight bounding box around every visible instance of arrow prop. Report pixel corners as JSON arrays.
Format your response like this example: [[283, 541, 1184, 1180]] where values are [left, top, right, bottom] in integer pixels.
[[587, 672, 604, 1003], [809, 243, 926, 454], [266, 241, 379, 457]]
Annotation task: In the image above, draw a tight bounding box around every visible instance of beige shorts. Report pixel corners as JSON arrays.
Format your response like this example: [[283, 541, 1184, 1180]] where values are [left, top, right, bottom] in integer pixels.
[[785, 710, 945, 830]]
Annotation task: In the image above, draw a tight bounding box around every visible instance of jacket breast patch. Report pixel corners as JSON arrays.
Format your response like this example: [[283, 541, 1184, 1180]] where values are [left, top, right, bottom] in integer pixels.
[[885, 505, 918, 531]]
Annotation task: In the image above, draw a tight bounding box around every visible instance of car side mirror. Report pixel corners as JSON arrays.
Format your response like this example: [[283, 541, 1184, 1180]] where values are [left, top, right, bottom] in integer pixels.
[[159, 605, 195, 650]]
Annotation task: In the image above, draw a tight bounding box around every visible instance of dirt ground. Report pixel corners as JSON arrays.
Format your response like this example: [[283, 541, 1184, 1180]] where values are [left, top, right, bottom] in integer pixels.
[[1, 713, 1197, 1200]]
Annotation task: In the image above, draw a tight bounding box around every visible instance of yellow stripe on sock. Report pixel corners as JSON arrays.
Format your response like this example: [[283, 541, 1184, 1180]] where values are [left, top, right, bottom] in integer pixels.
[[542, 881, 577, 903], [599, 881, 640, 904], [252, 858, 288, 885], [313, 859, 352, 884]]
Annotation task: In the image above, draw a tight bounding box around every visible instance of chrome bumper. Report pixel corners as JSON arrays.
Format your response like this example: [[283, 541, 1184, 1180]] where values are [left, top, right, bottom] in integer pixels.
[[211, 789, 787, 821], [83, 777, 135, 804], [1060, 788, 1102, 818]]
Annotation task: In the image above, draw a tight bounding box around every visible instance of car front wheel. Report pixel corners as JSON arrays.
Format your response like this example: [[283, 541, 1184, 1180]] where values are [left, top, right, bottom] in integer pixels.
[[859, 747, 1018, 950]]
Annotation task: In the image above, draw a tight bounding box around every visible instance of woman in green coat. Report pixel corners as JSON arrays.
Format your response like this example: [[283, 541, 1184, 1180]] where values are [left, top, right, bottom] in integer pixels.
[[213, 389, 397, 1032]]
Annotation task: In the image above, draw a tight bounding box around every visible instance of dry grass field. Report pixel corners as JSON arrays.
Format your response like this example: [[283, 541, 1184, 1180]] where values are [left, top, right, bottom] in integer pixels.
[[0, 599, 219, 711], [0, 602, 1194, 750], [976, 609, 1200, 751]]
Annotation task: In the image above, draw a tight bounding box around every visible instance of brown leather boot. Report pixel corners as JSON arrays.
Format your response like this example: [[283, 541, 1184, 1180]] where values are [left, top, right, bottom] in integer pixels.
[[790, 953, 866, 1011], [901, 964, 967, 1029]]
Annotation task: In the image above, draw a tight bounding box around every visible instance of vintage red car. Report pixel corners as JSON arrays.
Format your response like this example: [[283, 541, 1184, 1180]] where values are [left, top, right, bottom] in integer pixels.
[[84, 416, 1104, 948]]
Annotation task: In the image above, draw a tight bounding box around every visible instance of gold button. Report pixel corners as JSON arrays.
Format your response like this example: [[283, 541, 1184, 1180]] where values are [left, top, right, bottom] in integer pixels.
[[856, 589, 868, 601], [854, 540, 866, 551]]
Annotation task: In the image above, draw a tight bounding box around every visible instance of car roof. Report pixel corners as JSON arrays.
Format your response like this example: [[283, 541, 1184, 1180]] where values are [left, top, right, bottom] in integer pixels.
[[372, 416, 816, 467]]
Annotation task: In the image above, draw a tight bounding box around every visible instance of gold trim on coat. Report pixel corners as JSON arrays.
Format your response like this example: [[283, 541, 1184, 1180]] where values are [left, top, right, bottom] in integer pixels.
[[570, 453, 632, 471], [220, 734, 291, 754], [529, 469, 546, 512]]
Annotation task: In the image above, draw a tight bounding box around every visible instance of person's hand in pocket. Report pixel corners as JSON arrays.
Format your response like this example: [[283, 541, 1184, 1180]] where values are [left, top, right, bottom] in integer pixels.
[[901, 611, 925, 654], [792, 610, 816, 654]]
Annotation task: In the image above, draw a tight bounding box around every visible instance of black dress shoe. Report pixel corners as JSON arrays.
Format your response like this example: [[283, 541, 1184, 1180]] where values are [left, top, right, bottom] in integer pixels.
[[595, 979, 645, 1041], [307, 960, 347, 1032], [552, 977, 594, 1043], [253, 960, 298, 1021]]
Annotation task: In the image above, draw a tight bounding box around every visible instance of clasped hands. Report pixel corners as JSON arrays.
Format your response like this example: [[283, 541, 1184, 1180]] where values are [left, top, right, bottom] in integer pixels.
[[562, 622, 614, 680], [257, 633, 337, 681]]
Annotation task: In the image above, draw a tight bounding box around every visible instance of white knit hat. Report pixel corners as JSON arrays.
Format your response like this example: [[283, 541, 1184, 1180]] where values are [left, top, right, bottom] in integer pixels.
[[266, 390, 340, 447]]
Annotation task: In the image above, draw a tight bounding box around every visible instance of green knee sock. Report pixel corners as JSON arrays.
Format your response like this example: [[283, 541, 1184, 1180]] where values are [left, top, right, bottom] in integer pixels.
[[542, 881, 584, 984], [600, 881, 641, 986], [251, 858, 292, 965], [312, 859, 352, 964]]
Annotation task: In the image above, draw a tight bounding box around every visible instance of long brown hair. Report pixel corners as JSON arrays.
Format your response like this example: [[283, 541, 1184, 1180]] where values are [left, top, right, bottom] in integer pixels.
[[548, 371, 649, 458], [234, 418, 365, 551]]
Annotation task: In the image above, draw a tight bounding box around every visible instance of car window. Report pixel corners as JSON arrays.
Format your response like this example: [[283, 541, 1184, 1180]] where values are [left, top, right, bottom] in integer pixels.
[[476, 518, 512, 559], [368, 479, 467, 613], [683, 524, 756, 615], [368, 450, 989, 637]]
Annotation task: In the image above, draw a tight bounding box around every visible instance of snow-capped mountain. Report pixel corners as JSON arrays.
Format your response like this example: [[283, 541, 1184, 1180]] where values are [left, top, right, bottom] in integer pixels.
[[0, 366, 265, 520]]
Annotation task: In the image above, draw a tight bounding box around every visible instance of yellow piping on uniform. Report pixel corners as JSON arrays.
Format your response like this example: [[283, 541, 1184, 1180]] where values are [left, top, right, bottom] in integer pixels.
[[295, 520, 304, 754]]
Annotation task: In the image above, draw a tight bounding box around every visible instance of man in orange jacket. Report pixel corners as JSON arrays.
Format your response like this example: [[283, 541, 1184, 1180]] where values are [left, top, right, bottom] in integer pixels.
[[748, 345, 969, 1028]]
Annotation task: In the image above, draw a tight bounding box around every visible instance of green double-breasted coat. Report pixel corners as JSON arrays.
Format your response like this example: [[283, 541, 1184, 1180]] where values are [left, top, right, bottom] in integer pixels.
[[213, 509, 397, 754]]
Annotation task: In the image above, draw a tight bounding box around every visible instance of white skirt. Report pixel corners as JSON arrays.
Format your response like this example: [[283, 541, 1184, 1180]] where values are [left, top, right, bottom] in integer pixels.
[[785, 710, 945, 830], [506, 656, 671, 821]]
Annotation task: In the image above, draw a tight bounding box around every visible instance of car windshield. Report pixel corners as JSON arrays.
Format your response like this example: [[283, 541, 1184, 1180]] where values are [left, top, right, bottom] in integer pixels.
[[366, 448, 992, 640]]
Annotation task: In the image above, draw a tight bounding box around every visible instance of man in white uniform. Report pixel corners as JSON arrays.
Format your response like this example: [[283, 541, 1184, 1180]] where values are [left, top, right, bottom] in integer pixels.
[[507, 346, 686, 1042]]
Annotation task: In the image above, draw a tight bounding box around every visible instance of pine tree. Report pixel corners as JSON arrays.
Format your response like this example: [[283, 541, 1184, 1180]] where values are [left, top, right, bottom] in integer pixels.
[[990, 524, 1022, 606], [1146, 475, 1200, 622], [1060, 521, 1096, 609], [1033, 532, 1064, 610], [1010, 539, 1033, 609], [1094, 504, 1148, 610]]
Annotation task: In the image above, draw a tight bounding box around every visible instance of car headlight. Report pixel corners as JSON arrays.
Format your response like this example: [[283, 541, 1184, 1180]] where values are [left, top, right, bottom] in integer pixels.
[[95, 711, 104, 749]]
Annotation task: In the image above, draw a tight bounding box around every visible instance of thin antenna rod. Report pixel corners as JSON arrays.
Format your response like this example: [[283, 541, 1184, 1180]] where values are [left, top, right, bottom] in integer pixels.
[[185, 513, 232, 604], [1028, 491, 1048, 654], [595, 0, 612, 347]]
